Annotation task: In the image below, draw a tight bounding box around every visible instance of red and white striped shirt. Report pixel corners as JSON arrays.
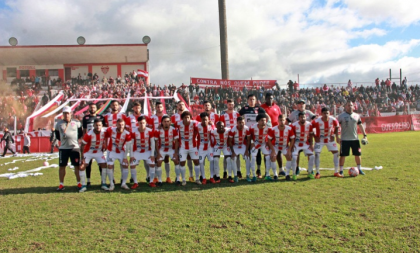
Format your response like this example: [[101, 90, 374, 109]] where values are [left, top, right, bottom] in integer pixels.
[[150, 114, 167, 130], [105, 127, 132, 153], [267, 125, 295, 147], [210, 128, 231, 148], [312, 116, 339, 143], [131, 127, 154, 153], [221, 111, 240, 128], [195, 112, 219, 125], [171, 110, 188, 127], [178, 120, 198, 150], [125, 114, 150, 132], [197, 124, 213, 151], [82, 129, 106, 154], [249, 124, 270, 148], [291, 121, 314, 147], [154, 127, 179, 152], [104, 112, 127, 128], [228, 126, 250, 149]]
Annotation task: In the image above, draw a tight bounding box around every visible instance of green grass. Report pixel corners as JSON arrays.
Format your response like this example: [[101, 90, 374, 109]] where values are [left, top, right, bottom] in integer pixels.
[[1, 132, 420, 252]]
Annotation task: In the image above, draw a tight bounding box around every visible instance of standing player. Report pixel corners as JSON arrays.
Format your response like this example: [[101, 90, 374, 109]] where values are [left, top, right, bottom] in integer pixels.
[[266, 114, 295, 181], [125, 101, 151, 182], [312, 108, 340, 178], [171, 101, 195, 182], [81, 119, 109, 190], [54, 106, 84, 192], [104, 118, 131, 190], [239, 94, 266, 178], [104, 100, 127, 128], [337, 101, 368, 176], [221, 99, 242, 178], [248, 114, 271, 182], [196, 112, 214, 184], [129, 116, 156, 188], [150, 101, 167, 130], [155, 115, 180, 184], [210, 121, 232, 182], [177, 111, 200, 186], [287, 99, 316, 175], [290, 113, 315, 180], [195, 101, 218, 180], [228, 116, 250, 183], [82, 103, 105, 186], [261, 93, 284, 176]]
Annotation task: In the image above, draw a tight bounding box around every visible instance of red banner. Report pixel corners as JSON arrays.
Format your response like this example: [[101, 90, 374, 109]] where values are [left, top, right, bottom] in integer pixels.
[[411, 114, 420, 131], [362, 115, 412, 133], [190, 77, 277, 89], [190, 104, 204, 119]]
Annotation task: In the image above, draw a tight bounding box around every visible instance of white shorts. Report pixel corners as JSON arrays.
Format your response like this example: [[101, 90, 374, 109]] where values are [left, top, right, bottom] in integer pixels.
[[274, 145, 290, 155], [212, 146, 231, 157], [233, 145, 247, 156], [107, 151, 127, 166], [292, 144, 314, 156], [158, 148, 175, 161], [83, 152, 106, 164], [198, 149, 212, 163], [179, 148, 199, 162], [314, 142, 338, 153], [131, 151, 154, 165], [126, 141, 134, 155], [250, 144, 271, 156]]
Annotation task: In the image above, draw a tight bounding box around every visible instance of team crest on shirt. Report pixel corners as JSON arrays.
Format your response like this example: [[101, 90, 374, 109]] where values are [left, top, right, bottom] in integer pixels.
[[75, 158, 79, 163], [254, 109, 258, 114]]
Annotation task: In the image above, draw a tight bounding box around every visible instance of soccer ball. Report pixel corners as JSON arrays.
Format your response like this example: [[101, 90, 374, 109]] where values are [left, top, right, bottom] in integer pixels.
[[348, 167, 359, 177], [43, 161, 49, 167]]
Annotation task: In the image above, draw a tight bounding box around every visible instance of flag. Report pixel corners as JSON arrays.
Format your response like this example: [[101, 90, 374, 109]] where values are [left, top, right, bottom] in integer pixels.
[[137, 69, 149, 78]]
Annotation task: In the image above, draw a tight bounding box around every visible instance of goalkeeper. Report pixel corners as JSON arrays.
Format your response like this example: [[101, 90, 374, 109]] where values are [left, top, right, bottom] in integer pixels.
[[337, 101, 368, 176]]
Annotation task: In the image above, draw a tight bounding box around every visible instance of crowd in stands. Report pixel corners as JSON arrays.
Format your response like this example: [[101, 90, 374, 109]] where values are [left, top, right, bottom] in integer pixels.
[[2, 72, 420, 132]]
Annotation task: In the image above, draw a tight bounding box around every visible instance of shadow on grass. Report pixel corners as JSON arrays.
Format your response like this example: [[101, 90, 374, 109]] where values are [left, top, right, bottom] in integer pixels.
[[0, 173, 357, 195]]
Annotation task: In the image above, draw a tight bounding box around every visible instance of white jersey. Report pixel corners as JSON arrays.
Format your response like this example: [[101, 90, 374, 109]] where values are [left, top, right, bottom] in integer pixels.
[[196, 124, 213, 151], [177, 120, 198, 150], [221, 111, 240, 128], [228, 126, 250, 147], [249, 124, 270, 147], [210, 128, 231, 149]]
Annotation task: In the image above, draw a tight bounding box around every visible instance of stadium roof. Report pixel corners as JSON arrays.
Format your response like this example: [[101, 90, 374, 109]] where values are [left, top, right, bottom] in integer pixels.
[[0, 44, 148, 66]]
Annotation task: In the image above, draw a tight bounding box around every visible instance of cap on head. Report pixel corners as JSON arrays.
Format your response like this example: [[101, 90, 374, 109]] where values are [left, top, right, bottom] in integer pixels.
[[63, 106, 71, 113], [296, 99, 306, 104]]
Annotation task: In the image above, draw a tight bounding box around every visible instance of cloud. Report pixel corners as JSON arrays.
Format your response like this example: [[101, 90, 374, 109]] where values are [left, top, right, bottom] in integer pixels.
[[0, 0, 420, 87]]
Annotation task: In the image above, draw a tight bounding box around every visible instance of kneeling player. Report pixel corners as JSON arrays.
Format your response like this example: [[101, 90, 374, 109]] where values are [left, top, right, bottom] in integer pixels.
[[197, 112, 214, 184], [228, 116, 250, 183], [291, 113, 315, 180], [155, 115, 180, 185], [81, 119, 108, 191], [248, 114, 271, 182], [130, 116, 156, 188], [104, 119, 131, 190], [210, 121, 232, 183], [266, 114, 295, 181], [312, 108, 340, 178]]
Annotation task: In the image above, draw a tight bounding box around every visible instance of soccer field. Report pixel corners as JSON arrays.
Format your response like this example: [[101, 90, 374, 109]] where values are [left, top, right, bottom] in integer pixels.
[[1, 131, 419, 252]]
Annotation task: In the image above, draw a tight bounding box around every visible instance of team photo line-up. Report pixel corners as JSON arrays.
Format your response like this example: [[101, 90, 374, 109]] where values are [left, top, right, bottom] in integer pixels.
[[54, 93, 368, 192]]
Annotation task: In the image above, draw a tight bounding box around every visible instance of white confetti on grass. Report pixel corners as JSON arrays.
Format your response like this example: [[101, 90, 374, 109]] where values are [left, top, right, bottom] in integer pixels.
[[0, 164, 59, 180]]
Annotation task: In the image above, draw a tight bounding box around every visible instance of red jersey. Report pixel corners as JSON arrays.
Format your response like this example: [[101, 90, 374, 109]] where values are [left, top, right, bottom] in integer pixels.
[[154, 126, 179, 152], [150, 114, 167, 130], [197, 124, 214, 151], [125, 114, 150, 132], [82, 129, 106, 154], [131, 127, 154, 153], [178, 120, 199, 150], [249, 124, 270, 148], [105, 127, 132, 153], [267, 125, 295, 147], [195, 112, 219, 124], [291, 121, 313, 147], [228, 126, 250, 148], [210, 128, 231, 148], [220, 111, 240, 128], [260, 104, 282, 126], [171, 110, 189, 127], [311, 116, 339, 143], [104, 112, 127, 128]]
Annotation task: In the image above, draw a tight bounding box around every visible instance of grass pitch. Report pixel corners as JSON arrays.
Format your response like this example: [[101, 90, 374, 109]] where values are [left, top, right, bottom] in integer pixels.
[[1, 132, 419, 252]]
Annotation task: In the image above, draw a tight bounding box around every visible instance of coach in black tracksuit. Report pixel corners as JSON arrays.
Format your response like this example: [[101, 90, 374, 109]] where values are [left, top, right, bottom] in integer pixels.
[[1, 128, 16, 156]]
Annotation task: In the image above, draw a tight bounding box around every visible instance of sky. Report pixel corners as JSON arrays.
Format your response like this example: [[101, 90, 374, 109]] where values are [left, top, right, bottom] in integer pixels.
[[1, 0, 420, 87]]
